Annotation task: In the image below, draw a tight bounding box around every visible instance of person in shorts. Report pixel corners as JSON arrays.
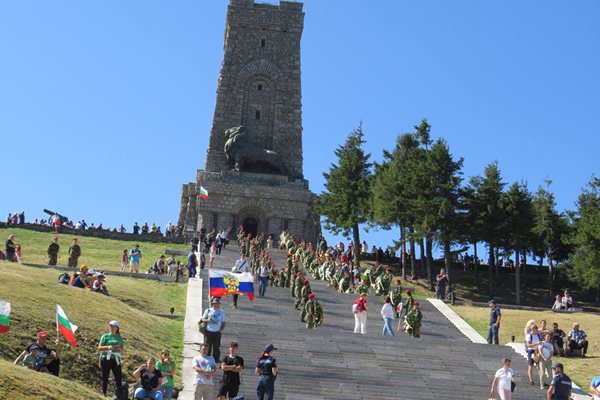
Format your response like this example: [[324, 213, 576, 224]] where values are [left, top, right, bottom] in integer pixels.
[[218, 342, 244, 400], [130, 244, 142, 273]]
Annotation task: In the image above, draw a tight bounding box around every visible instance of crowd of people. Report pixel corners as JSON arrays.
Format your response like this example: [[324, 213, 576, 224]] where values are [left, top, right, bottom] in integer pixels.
[[4, 210, 187, 239], [486, 296, 592, 399]]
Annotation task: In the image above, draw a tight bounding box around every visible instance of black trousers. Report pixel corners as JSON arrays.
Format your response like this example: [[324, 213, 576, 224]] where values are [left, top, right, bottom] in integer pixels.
[[233, 294, 239, 307], [204, 330, 221, 362], [100, 358, 122, 396]]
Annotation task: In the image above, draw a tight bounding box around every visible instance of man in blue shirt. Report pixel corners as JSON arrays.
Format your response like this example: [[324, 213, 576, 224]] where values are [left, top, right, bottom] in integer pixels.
[[201, 298, 226, 363], [129, 244, 142, 273], [487, 299, 501, 345], [547, 363, 571, 400], [588, 372, 600, 399], [567, 322, 588, 356]]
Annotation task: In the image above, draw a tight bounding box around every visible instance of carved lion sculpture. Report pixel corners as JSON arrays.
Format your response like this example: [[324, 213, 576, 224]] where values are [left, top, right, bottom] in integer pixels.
[[223, 126, 289, 176]]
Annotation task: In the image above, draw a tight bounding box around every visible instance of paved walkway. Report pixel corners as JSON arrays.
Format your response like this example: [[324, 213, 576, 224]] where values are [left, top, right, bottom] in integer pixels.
[[180, 246, 550, 399], [179, 275, 203, 400]]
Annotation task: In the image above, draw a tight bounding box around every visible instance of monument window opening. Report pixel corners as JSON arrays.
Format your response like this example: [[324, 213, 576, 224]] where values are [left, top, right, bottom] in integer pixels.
[[257, 84, 263, 91], [261, 38, 266, 48], [255, 110, 261, 120]]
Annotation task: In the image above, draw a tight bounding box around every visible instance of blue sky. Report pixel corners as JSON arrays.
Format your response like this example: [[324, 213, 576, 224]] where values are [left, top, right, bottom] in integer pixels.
[[1, 1, 598, 257]]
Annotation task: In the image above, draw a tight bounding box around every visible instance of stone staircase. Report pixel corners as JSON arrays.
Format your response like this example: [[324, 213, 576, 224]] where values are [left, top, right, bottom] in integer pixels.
[[196, 245, 546, 399]]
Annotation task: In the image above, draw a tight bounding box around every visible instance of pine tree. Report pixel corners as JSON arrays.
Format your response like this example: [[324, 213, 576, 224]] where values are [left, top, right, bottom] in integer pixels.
[[318, 124, 372, 268], [567, 177, 600, 301]]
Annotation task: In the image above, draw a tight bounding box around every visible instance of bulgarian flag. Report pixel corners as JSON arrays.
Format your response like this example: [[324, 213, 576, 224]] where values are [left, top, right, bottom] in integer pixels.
[[198, 186, 209, 200], [56, 305, 78, 349], [0, 301, 10, 334]]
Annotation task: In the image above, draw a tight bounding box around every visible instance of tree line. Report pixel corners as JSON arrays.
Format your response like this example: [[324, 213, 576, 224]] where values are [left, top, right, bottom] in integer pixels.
[[318, 121, 600, 304]]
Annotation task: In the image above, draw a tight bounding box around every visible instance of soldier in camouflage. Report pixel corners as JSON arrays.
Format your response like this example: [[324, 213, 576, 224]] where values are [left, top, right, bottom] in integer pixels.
[[47, 236, 60, 266], [299, 280, 312, 322]]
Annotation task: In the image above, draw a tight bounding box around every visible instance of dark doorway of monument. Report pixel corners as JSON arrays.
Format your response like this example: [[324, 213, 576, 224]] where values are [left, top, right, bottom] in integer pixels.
[[243, 217, 258, 237]]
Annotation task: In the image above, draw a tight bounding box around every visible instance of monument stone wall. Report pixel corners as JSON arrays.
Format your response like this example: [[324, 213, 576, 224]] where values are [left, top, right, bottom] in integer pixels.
[[179, 0, 319, 242]]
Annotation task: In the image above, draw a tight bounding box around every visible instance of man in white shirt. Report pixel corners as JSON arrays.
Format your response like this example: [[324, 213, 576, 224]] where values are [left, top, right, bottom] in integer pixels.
[[193, 344, 216, 400]]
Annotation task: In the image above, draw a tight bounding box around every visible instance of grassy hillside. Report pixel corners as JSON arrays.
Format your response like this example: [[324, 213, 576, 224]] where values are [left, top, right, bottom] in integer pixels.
[[451, 304, 600, 387], [0, 359, 106, 400], [1, 227, 189, 272], [0, 263, 185, 393]]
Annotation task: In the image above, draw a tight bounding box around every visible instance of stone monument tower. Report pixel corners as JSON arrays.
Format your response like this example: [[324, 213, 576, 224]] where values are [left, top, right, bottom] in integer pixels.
[[178, 0, 319, 242]]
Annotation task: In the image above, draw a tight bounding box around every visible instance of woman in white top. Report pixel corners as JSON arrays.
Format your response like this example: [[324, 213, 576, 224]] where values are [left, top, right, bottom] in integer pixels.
[[209, 242, 217, 268], [380, 295, 395, 336], [491, 358, 514, 400], [526, 324, 543, 385]]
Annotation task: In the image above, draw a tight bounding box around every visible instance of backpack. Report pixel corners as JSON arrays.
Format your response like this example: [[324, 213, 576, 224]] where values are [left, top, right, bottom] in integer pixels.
[[58, 272, 70, 285], [115, 382, 129, 400]]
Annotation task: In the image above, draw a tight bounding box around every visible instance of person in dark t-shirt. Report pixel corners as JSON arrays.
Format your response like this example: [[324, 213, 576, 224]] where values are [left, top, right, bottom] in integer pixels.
[[218, 342, 244, 400], [133, 356, 163, 399]]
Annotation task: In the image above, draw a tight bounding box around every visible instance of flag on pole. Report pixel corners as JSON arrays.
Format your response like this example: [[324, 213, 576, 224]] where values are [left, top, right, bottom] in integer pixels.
[[56, 305, 78, 349], [198, 186, 209, 200], [0, 301, 10, 334], [209, 270, 255, 301]]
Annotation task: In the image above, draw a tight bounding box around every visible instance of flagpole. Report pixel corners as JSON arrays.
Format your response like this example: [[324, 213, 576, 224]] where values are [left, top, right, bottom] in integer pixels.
[[55, 304, 60, 343]]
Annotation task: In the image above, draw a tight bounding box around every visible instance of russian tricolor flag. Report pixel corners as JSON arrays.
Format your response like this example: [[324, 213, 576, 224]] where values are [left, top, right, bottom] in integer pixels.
[[209, 270, 255, 301]]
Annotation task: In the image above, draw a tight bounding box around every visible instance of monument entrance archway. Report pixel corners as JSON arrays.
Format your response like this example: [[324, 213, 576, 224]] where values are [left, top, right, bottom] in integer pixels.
[[242, 217, 258, 237]]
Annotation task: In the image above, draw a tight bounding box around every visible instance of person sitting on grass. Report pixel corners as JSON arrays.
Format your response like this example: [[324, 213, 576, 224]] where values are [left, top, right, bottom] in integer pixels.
[[561, 290, 574, 310], [550, 322, 566, 356], [19, 343, 42, 371], [14, 331, 61, 376], [567, 322, 588, 357], [133, 356, 164, 400], [552, 294, 564, 310], [71, 265, 93, 290], [93, 274, 109, 296]]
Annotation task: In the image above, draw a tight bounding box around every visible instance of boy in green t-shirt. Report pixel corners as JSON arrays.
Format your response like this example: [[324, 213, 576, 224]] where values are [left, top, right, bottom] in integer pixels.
[[155, 349, 176, 399], [22, 344, 39, 370]]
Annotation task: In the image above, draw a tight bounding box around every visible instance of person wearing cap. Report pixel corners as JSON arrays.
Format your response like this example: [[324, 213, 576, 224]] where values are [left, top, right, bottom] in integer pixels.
[[156, 349, 176, 400], [201, 298, 226, 363], [193, 343, 216, 400], [20, 343, 40, 370], [98, 320, 124, 397], [129, 244, 142, 273], [490, 358, 514, 400], [299, 279, 312, 321], [405, 300, 422, 338], [487, 299, 501, 345], [67, 237, 81, 268], [375, 268, 393, 297], [47, 236, 60, 266], [217, 342, 244, 400], [304, 293, 323, 329], [353, 292, 368, 334], [17, 331, 61, 375], [255, 344, 278, 400], [71, 265, 93, 290], [547, 362, 571, 400], [93, 273, 109, 296], [292, 272, 303, 307]]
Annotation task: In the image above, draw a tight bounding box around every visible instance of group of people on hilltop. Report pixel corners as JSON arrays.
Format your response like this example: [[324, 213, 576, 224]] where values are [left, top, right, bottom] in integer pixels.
[[5, 211, 25, 226]]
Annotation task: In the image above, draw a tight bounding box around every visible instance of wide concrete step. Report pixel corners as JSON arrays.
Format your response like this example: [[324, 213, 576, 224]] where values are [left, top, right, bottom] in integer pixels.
[[190, 245, 545, 399]]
